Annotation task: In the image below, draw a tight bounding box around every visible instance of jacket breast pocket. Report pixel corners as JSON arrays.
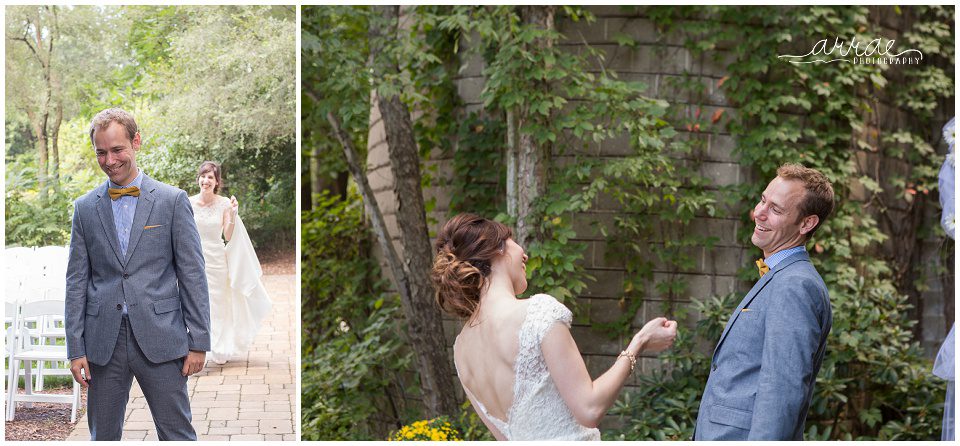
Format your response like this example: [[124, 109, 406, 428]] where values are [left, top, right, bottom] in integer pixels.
[[85, 302, 100, 316], [733, 309, 764, 330], [727, 310, 765, 355], [139, 225, 171, 250]]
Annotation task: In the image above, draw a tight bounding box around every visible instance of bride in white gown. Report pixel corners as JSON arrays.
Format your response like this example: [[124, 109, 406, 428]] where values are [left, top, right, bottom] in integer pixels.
[[190, 161, 272, 365], [431, 213, 678, 440]]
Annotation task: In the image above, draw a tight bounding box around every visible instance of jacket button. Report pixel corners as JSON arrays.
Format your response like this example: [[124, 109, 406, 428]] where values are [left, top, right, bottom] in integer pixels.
[[123, 273, 129, 279], [712, 363, 718, 371], [116, 304, 122, 311]]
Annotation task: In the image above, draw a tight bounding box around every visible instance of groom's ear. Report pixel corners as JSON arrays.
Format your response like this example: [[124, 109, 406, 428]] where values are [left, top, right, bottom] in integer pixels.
[[132, 132, 142, 151], [798, 214, 819, 236]]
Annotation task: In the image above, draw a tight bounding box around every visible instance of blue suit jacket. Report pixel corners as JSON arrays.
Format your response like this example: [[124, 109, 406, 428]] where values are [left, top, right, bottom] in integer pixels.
[[695, 251, 831, 440], [65, 174, 211, 365]]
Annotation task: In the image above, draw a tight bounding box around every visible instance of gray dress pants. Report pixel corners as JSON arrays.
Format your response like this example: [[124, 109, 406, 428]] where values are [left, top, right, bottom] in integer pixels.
[[87, 316, 196, 440]]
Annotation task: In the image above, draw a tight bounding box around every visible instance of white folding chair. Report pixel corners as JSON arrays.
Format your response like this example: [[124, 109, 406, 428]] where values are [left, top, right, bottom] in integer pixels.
[[5, 247, 35, 267], [33, 287, 67, 391], [6, 299, 80, 423], [35, 246, 69, 278], [4, 300, 22, 397], [4, 301, 17, 378]]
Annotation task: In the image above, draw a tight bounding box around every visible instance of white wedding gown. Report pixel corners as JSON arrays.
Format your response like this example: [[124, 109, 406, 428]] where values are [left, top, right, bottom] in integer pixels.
[[455, 294, 601, 441], [190, 195, 272, 361]]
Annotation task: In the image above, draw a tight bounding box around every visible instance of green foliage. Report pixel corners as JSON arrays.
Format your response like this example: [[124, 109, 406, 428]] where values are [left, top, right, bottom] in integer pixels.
[[5, 6, 295, 248], [300, 190, 412, 440], [5, 117, 104, 246], [301, 302, 409, 441], [448, 113, 506, 217], [300, 6, 372, 208], [610, 5, 952, 440]]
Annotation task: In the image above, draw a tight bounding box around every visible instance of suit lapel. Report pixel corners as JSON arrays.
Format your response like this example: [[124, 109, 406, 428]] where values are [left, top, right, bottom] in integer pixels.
[[712, 251, 811, 359], [95, 181, 124, 266], [124, 174, 157, 263]]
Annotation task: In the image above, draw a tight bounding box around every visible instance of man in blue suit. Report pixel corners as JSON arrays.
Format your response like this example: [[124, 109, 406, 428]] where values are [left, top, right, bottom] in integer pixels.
[[65, 108, 210, 440], [695, 163, 834, 440]]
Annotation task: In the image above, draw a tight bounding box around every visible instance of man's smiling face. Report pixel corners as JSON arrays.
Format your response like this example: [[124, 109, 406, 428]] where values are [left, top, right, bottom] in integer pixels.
[[94, 121, 140, 186], [751, 176, 809, 258]]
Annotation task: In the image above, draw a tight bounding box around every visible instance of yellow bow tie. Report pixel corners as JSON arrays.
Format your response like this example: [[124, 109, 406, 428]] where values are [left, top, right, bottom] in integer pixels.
[[756, 258, 770, 277], [108, 186, 140, 200]]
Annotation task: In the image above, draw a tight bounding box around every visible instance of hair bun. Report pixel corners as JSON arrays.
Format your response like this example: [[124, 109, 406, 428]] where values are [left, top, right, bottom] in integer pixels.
[[430, 214, 514, 319], [431, 250, 484, 319]]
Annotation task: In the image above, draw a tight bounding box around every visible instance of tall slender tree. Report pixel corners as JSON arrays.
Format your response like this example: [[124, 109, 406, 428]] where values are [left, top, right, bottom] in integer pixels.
[[7, 6, 64, 197], [367, 5, 459, 417]]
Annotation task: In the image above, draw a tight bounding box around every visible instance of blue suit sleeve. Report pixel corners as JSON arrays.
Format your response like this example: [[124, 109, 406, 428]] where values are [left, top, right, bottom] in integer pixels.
[[748, 278, 824, 440], [171, 190, 211, 352], [65, 200, 90, 360]]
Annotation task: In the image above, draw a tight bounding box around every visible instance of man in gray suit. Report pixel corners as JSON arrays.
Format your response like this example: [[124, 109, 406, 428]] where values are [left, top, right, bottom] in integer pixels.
[[65, 108, 210, 440], [695, 163, 834, 440]]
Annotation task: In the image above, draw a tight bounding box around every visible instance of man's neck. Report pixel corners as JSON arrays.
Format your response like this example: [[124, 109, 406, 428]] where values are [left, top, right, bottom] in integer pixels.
[[763, 239, 805, 259], [111, 169, 141, 188]]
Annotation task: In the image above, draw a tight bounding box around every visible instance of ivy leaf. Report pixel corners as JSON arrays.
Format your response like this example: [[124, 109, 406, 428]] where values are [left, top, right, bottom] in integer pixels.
[[612, 32, 638, 48]]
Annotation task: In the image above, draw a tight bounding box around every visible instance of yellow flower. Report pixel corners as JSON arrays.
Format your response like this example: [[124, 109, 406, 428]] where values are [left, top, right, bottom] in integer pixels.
[[389, 417, 463, 441]]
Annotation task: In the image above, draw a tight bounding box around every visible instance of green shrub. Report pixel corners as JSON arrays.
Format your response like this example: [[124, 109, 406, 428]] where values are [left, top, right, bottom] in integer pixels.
[[300, 190, 412, 440]]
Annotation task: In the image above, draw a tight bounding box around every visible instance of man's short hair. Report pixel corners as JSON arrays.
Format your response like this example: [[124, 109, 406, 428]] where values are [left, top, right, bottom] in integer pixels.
[[777, 163, 834, 238], [89, 108, 138, 147]]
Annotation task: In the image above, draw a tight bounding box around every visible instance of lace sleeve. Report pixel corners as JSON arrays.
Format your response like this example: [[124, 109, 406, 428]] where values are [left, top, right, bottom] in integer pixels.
[[219, 196, 232, 215], [527, 294, 572, 345]]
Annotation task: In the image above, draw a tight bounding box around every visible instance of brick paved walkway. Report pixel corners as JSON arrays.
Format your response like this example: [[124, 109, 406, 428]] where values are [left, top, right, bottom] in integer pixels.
[[67, 274, 297, 441]]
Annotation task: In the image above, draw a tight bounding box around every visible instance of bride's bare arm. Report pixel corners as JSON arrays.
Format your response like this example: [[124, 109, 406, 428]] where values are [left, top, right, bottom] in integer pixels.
[[541, 318, 676, 428], [221, 196, 238, 241]]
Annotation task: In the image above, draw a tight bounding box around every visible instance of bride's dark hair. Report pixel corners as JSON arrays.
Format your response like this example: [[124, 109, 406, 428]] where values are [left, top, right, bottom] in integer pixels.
[[431, 213, 512, 319]]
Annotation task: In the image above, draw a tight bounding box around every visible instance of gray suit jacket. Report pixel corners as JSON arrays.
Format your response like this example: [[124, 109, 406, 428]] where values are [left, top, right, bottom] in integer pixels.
[[695, 251, 831, 440], [65, 174, 211, 365]]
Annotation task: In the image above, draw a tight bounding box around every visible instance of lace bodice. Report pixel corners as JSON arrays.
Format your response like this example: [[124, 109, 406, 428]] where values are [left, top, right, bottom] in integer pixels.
[[457, 294, 601, 441], [190, 195, 229, 247]]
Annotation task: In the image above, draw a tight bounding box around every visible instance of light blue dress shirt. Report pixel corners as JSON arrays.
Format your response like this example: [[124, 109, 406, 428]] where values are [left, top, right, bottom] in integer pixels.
[[109, 169, 143, 314], [764, 245, 806, 269]]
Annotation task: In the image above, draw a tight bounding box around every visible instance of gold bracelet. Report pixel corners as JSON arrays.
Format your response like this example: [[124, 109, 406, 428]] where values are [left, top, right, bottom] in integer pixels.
[[618, 350, 637, 373]]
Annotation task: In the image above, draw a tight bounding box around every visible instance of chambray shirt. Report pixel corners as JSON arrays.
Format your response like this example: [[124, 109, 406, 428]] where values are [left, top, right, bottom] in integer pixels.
[[109, 169, 143, 315], [764, 245, 806, 269]]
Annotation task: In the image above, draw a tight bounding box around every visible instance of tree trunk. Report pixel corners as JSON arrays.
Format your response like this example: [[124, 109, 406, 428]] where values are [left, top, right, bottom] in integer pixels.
[[512, 6, 555, 247], [369, 5, 459, 417], [27, 108, 49, 198], [47, 9, 61, 192], [505, 109, 518, 220], [50, 77, 63, 192]]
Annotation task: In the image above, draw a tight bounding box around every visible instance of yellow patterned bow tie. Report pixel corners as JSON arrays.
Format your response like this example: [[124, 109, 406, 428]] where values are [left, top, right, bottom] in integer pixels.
[[756, 258, 770, 277], [108, 186, 140, 200]]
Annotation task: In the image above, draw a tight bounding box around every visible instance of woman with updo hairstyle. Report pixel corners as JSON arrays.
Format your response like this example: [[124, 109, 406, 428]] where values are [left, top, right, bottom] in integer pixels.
[[431, 213, 678, 440], [190, 161, 272, 365]]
